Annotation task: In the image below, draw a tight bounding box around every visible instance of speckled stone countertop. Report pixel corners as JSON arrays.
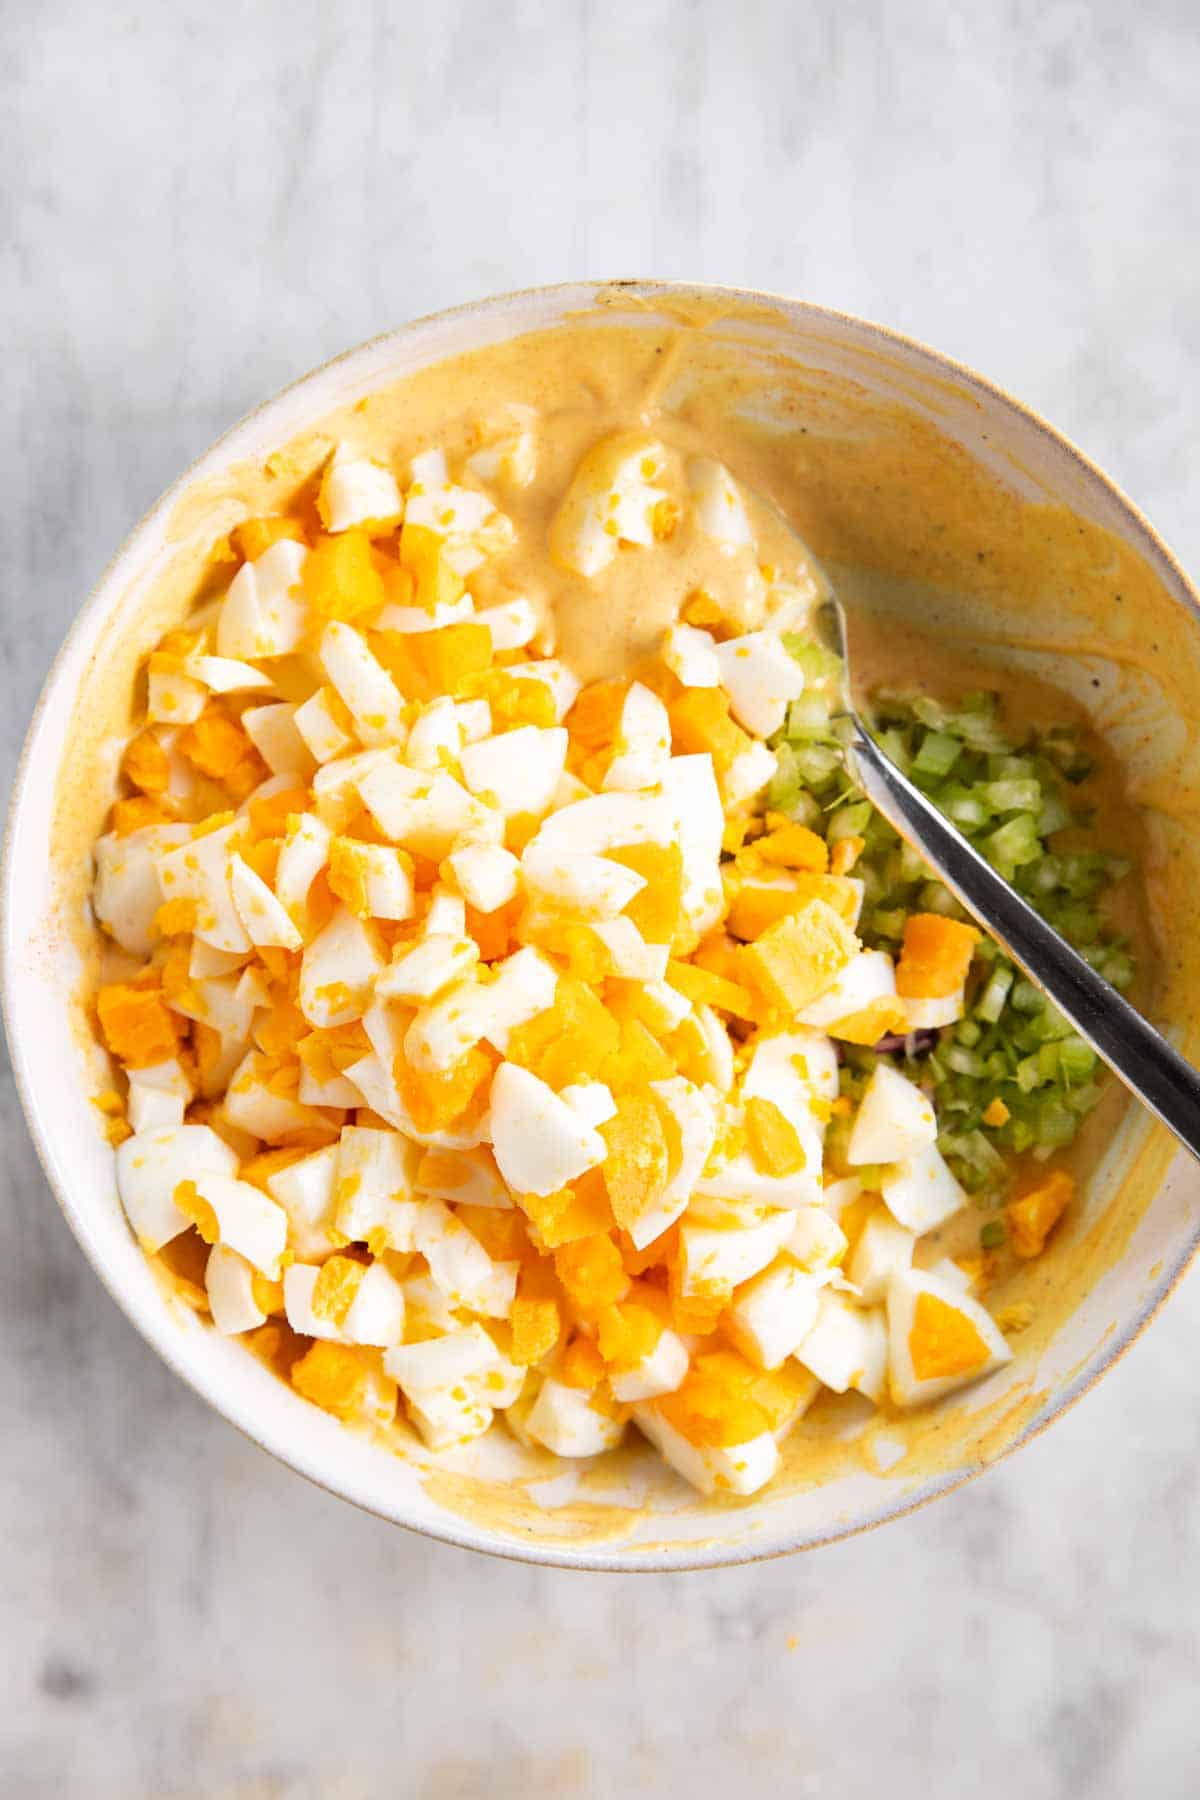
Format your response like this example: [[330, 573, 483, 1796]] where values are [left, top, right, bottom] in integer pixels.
[[4, 3, 1200, 1794]]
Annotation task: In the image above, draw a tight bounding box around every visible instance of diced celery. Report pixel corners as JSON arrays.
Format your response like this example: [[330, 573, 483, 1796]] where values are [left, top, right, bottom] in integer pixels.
[[791, 743, 842, 786], [917, 881, 960, 916], [912, 731, 962, 778], [782, 636, 843, 684], [976, 966, 1013, 1023], [1059, 1036, 1097, 1082], [827, 799, 872, 843], [785, 692, 834, 739], [984, 778, 1043, 814], [983, 814, 1042, 869]]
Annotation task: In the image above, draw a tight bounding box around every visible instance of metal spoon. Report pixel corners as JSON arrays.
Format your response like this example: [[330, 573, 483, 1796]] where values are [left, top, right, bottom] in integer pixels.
[[817, 592, 1200, 1162]]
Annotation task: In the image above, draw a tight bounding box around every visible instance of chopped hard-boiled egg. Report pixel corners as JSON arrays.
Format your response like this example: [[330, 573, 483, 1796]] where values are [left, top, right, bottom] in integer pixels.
[[845, 1064, 938, 1166], [93, 421, 1039, 1502], [886, 1268, 1012, 1407]]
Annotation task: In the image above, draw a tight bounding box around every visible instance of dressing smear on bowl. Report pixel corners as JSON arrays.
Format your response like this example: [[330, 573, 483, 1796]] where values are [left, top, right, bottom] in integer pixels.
[[49, 298, 1200, 1550]]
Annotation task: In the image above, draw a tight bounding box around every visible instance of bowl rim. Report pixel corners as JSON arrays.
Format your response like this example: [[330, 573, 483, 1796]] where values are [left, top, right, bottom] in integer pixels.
[[5, 276, 1200, 1572]]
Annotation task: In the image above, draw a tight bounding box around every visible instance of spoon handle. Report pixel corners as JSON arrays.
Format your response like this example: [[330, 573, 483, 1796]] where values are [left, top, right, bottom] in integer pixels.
[[848, 723, 1200, 1163]]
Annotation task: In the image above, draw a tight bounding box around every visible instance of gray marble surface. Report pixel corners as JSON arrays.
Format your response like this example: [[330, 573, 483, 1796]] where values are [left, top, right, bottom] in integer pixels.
[[4, 2, 1200, 1793]]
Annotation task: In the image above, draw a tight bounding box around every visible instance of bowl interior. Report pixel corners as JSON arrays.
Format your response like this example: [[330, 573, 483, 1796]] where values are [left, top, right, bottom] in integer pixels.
[[7, 281, 1200, 1568]]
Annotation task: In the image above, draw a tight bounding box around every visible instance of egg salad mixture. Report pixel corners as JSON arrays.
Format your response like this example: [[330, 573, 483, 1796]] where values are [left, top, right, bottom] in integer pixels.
[[89, 418, 1132, 1498]]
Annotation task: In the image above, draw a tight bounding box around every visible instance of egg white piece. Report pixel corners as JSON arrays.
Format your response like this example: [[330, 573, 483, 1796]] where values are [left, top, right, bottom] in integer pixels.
[[222, 1050, 328, 1143], [298, 1064, 363, 1109], [477, 947, 559, 1052], [319, 622, 406, 749], [529, 789, 674, 859], [465, 431, 538, 492], [685, 1003, 736, 1092], [886, 1267, 1012, 1407], [413, 1146, 511, 1210], [589, 916, 670, 981], [489, 1063, 606, 1197], [385, 1324, 522, 1449], [798, 949, 899, 1032], [218, 540, 308, 660], [687, 456, 755, 549], [459, 725, 568, 817], [228, 853, 303, 951], [116, 1123, 239, 1252], [881, 1143, 968, 1235], [318, 449, 403, 533], [414, 1198, 517, 1318], [902, 990, 967, 1030], [602, 682, 672, 793], [147, 665, 207, 725], [661, 754, 725, 939], [720, 740, 777, 812], [608, 1326, 690, 1403], [155, 821, 251, 954], [559, 1081, 618, 1130], [126, 1058, 193, 1135], [446, 843, 520, 914], [744, 1029, 841, 1108], [725, 1258, 824, 1370], [845, 1064, 938, 1166], [404, 459, 513, 575], [167, 968, 256, 1043], [93, 824, 192, 956], [677, 1211, 797, 1300], [124, 1077, 186, 1137], [184, 656, 274, 701], [241, 702, 317, 779], [520, 844, 645, 918], [299, 904, 385, 1028], [333, 1127, 421, 1251], [187, 940, 246, 980], [629, 1077, 717, 1250], [661, 621, 721, 688], [341, 1261, 408, 1347], [205, 1244, 267, 1336], [282, 1262, 343, 1341], [294, 686, 357, 765], [785, 1205, 848, 1274], [420, 884, 466, 939], [265, 1143, 341, 1261], [338, 841, 415, 922], [474, 595, 538, 651], [549, 432, 671, 578], [714, 631, 806, 738], [401, 1271, 462, 1337], [794, 1291, 888, 1403], [404, 696, 471, 771], [357, 759, 498, 859], [847, 1207, 916, 1303], [311, 748, 390, 831], [274, 812, 332, 921], [377, 933, 478, 1003], [525, 1379, 627, 1457], [822, 1175, 863, 1218], [375, 592, 476, 634], [498, 659, 581, 722], [634, 1404, 780, 1498], [401, 977, 493, 1076], [189, 1172, 288, 1277]]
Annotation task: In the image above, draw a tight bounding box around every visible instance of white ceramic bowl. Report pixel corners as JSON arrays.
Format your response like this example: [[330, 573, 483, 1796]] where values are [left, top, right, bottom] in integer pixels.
[[6, 281, 1200, 1569]]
